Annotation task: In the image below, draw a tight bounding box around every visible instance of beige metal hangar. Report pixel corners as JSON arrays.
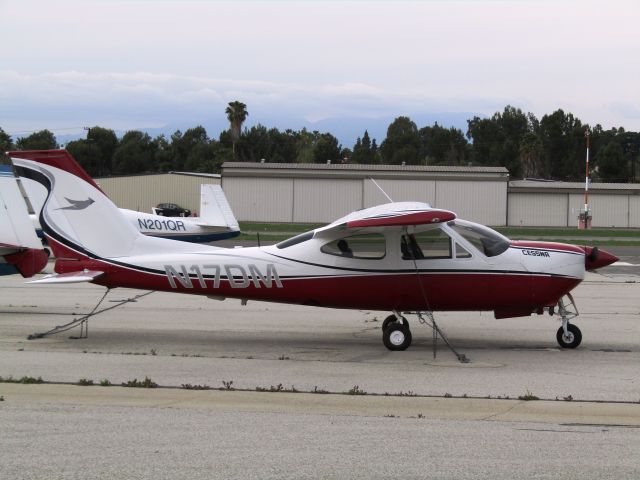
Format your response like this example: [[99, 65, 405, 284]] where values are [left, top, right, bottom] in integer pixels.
[[221, 162, 510, 225], [95, 172, 221, 214], [508, 180, 640, 228]]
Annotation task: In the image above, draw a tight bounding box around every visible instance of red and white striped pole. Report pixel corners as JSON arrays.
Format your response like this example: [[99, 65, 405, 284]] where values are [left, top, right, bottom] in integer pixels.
[[584, 129, 590, 228]]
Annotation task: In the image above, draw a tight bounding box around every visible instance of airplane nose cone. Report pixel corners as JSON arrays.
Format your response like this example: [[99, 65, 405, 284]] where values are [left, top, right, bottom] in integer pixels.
[[584, 246, 619, 271]]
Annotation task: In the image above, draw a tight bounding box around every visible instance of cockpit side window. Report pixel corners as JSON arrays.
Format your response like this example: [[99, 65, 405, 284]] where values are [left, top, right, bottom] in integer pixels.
[[455, 242, 472, 258], [321, 233, 386, 259], [401, 229, 452, 260], [448, 221, 509, 257]]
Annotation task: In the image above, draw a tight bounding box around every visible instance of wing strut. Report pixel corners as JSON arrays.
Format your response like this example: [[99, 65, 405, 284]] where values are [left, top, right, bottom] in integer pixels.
[[402, 227, 470, 363], [27, 289, 154, 340]]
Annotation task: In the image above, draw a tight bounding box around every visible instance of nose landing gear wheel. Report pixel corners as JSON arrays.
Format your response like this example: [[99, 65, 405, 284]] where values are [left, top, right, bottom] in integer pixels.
[[383, 322, 412, 351], [556, 323, 582, 349]]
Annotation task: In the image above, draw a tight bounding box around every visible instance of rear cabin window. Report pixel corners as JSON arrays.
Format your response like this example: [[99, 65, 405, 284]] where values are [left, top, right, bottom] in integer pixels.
[[321, 233, 386, 259], [448, 221, 509, 257], [401, 229, 452, 260]]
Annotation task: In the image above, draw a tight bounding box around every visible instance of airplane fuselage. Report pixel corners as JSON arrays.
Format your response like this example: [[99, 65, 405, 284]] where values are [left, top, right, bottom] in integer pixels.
[[51, 222, 585, 316]]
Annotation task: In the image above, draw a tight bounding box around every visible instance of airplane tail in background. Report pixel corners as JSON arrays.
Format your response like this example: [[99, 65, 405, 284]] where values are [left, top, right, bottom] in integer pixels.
[[0, 164, 48, 277], [197, 184, 240, 231]]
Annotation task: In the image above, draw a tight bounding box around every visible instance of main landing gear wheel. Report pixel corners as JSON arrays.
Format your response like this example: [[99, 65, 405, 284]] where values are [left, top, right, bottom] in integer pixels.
[[556, 324, 582, 349], [382, 314, 409, 331], [383, 322, 412, 351]]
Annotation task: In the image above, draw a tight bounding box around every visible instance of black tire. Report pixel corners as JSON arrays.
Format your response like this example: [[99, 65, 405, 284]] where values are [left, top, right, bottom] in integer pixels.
[[556, 324, 582, 349], [382, 314, 397, 331], [383, 322, 412, 351]]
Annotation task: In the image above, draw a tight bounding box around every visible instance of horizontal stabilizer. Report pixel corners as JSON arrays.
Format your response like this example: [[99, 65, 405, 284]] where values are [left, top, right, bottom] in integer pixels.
[[4, 248, 49, 278], [28, 270, 104, 284]]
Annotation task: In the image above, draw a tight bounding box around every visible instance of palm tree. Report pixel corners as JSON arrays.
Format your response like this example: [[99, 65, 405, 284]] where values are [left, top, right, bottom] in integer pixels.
[[225, 101, 248, 159]]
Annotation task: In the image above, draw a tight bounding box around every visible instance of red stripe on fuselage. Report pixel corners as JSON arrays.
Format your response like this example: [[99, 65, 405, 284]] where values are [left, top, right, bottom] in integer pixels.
[[59, 256, 581, 312]]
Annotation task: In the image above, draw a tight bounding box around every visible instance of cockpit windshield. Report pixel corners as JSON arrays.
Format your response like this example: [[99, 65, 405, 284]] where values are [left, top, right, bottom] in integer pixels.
[[448, 220, 510, 257]]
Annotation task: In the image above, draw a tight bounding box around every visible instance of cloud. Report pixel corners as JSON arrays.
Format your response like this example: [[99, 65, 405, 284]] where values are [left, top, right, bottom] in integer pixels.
[[1, 67, 639, 142], [0, 70, 502, 132]]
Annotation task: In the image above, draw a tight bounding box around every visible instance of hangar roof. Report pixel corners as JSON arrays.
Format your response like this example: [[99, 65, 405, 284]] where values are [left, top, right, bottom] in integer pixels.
[[509, 179, 640, 194], [221, 162, 509, 181]]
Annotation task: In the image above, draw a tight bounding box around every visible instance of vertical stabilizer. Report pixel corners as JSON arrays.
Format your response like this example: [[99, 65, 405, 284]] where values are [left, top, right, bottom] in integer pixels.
[[8, 150, 141, 259], [199, 184, 240, 230]]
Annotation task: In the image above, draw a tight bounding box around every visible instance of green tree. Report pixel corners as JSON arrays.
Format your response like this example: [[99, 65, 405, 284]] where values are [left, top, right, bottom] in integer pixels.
[[0, 127, 15, 152], [352, 130, 377, 164], [467, 106, 530, 176], [312, 132, 341, 163], [295, 128, 317, 163], [597, 142, 626, 182], [86, 126, 118, 175], [225, 101, 248, 159], [419, 123, 468, 165], [169, 126, 210, 171], [65, 140, 101, 176], [537, 109, 585, 180], [112, 131, 156, 174], [380, 117, 420, 164], [519, 132, 543, 178], [15, 130, 58, 150], [66, 126, 118, 176], [153, 134, 173, 172]]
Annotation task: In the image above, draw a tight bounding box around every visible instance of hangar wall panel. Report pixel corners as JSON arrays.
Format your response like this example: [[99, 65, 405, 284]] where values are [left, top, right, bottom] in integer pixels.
[[629, 197, 640, 228], [508, 193, 568, 227], [568, 194, 629, 227], [363, 179, 436, 208], [293, 179, 362, 223], [97, 175, 220, 213], [435, 181, 507, 225], [223, 177, 294, 222]]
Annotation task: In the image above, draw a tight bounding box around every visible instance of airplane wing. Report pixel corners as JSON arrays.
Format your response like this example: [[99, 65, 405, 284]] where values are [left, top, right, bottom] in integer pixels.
[[346, 209, 456, 228], [315, 202, 456, 236], [0, 165, 49, 277]]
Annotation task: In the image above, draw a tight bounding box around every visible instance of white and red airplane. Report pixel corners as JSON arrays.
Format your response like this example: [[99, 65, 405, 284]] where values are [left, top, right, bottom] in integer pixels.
[[0, 164, 48, 277], [8, 149, 618, 350]]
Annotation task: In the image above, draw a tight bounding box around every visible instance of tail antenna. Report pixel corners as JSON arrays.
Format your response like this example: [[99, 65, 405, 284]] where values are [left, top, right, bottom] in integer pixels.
[[368, 177, 394, 202]]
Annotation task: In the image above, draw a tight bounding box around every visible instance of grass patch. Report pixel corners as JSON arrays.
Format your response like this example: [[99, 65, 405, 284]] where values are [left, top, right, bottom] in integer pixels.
[[0, 375, 44, 384], [77, 378, 94, 386], [121, 377, 157, 388], [347, 385, 367, 395], [518, 390, 540, 401], [181, 384, 211, 390]]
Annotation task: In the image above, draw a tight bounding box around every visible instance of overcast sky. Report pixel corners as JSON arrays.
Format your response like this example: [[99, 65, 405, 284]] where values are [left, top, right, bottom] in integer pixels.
[[1, 0, 639, 144]]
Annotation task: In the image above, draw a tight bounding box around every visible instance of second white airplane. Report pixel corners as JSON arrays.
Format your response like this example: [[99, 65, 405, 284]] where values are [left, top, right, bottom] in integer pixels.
[[18, 154, 240, 244]]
